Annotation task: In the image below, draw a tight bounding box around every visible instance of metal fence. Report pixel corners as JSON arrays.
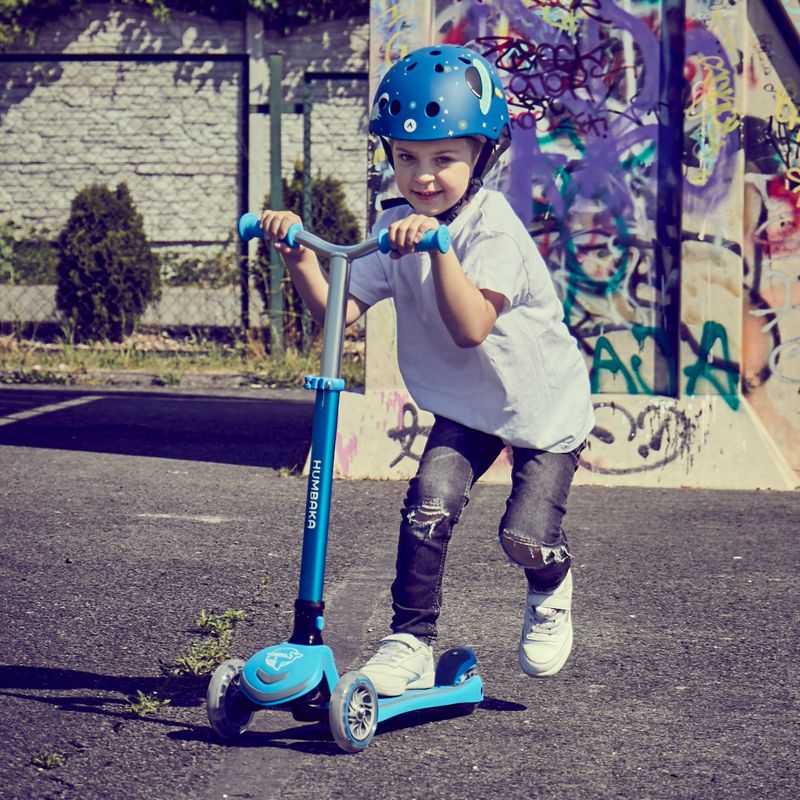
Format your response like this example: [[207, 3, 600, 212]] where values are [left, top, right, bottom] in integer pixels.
[[0, 51, 369, 352]]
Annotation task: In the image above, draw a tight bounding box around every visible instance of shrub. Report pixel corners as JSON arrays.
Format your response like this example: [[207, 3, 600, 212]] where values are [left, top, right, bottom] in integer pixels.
[[254, 165, 361, 349], [56, 183, 160, 342], [161, 243, 239, 289], [0, 220, 58, 285]]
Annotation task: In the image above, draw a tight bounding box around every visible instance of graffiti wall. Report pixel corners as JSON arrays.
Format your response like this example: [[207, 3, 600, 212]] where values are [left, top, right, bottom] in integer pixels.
[[742, 0, 800, 477], [332, 0, 799, 490]]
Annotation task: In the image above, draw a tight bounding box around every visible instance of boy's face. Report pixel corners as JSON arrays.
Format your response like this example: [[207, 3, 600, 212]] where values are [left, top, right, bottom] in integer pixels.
[[390, 137, 480, 217]]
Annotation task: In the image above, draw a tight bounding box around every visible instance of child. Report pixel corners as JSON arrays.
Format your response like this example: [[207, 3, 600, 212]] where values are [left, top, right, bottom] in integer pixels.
[[259, 44, 594, 696]]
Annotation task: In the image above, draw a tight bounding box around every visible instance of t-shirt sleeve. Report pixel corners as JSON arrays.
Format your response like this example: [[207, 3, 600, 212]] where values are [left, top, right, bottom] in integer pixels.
[[348, 218, 394, 306], [348, 248, 392, 306], [461, 231, 528, 308]]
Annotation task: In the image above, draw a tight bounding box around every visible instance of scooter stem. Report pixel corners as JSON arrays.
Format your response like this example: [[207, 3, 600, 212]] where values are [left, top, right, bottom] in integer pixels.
[[289, 252, 350, 646]]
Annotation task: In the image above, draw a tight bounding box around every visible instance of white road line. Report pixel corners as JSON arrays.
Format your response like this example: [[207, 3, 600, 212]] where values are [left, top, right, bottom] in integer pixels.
[[0, 394, 103, 427], [137, 513, 243, 524]]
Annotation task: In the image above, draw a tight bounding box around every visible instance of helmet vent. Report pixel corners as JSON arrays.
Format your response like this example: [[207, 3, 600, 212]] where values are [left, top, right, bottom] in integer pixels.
[[458, 56, 472, 65], [434, 63, 445, 73], [389, 99, 401, 115], [378, 96, 389, 111], [425, 101, 440, 117], [430, 49, 442, 56], [406, 61, 417, 71], [465, 66, 482, 99]]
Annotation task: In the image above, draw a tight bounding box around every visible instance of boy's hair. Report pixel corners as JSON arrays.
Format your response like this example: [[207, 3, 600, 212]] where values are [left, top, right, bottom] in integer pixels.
[[388, 135, 486, 159]]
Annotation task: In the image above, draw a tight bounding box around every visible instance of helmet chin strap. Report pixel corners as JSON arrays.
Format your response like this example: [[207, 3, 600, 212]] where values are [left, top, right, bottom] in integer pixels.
[[435, 134, 507, 223], [436, 176, 484, 224]]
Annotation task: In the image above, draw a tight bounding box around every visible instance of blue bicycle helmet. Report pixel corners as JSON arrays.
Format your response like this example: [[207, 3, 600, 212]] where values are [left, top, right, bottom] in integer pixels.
[[370, 44, 511, 221]]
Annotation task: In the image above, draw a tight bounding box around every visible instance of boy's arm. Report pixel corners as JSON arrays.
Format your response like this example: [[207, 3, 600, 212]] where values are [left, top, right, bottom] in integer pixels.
[[260, 210, 368, 327], [430, 248, 505, 347], [386, 214, 504, 348]]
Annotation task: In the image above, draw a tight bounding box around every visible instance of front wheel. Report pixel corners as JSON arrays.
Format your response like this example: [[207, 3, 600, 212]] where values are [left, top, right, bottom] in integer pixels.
[[206, 658, 256, 739], [328, 671, 378, 753]]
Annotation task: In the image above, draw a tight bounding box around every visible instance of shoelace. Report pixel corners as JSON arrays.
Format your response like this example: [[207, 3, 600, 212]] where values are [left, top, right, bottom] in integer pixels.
[[525, 606, 566, 640], [366, 641, 413, 666]]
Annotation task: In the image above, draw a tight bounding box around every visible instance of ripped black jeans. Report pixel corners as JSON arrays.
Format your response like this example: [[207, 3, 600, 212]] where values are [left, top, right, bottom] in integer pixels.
[[391, 415, 584, 643]]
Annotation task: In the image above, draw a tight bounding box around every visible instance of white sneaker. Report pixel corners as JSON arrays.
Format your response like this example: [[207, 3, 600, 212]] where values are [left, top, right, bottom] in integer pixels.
[[360, 633, 435, 696], [519, 569, 573, 677]]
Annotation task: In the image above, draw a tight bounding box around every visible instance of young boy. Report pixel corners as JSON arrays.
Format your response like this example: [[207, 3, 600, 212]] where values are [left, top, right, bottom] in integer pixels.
[[259, 45, 594, 696]]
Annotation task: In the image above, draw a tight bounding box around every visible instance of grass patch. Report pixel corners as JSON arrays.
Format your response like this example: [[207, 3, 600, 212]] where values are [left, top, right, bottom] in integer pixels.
[[127, 690, 171, 717], [164, 608, 246, 678], [31, 750, 66, 770], [0, 330, 365, 388]]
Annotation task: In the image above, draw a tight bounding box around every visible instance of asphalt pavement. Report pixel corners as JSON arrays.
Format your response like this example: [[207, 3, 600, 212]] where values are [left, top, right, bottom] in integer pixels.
[[0, 384, 797, 800]]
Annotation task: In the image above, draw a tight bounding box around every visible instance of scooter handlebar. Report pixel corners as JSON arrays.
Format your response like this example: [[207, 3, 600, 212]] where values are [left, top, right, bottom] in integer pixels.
[[237, 213, 450, 254]]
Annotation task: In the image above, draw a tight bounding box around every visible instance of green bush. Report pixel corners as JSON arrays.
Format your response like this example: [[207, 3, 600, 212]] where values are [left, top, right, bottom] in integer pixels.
[[56, 183, 160, 342], [0, 220, 58, 285], [161, 243, 239, 289], [254, 166, 361, 349]]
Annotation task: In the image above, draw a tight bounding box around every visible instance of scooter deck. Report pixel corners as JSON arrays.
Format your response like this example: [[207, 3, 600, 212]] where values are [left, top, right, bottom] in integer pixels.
[[376, 675, 484, 724], [238, 641, 483, 723]]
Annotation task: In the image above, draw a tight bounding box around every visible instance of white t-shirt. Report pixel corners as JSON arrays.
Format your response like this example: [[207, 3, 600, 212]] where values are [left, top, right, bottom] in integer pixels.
[[348, 188, 595, 452]]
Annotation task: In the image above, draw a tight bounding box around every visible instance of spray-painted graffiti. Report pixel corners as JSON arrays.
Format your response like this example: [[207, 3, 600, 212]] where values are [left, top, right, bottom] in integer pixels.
[[741, 13, 800, 471], [682, 320, 740, 409], [382, 397, 700, 476], [685, 54, 741, 190], [386, 402, 432, 466], [432, 0, 690, 400], [748, 266, 800, 383], [363, 0, 800, 483], [580, 400, 698, 475]]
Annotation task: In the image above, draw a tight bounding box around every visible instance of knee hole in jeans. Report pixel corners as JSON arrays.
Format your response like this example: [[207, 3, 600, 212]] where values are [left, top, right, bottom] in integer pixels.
[[499, 528, 571, 570], [403, 498, 450, 539]]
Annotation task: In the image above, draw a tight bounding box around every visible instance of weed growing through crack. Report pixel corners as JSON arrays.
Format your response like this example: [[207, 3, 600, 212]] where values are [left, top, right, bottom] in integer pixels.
[[127, 690, 171, 717], [166, 609, 246, 678], [32, 751, 65, 770]]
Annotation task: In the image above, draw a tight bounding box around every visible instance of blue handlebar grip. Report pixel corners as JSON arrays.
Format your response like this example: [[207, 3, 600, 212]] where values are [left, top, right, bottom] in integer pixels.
[[238, 212, 263, 241], [237, 213, 304, 248], [284, 223, 303, 249], [377, 225, 450, 254]]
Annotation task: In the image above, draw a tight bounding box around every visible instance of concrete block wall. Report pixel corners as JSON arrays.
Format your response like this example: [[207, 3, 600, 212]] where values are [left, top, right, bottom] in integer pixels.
[[0, 3, 245, 251], [0, 4, 371, 254]]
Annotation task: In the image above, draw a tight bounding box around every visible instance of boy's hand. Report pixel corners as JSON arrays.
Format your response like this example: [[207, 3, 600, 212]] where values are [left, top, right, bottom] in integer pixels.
[[259, 210, 305, 256], [386, 214, 439, 258]]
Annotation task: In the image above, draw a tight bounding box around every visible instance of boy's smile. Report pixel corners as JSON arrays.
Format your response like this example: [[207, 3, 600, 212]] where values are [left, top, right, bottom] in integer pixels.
[[390, 138, 480, 217]]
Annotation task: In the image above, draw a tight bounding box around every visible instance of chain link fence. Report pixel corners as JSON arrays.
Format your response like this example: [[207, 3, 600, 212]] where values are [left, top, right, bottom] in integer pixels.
[[252, 70, 369, 351], [0, 52, 369, 363]]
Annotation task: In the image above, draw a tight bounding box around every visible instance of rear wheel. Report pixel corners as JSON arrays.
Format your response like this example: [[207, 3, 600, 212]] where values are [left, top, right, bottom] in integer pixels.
[[328, 671, 378, 753]]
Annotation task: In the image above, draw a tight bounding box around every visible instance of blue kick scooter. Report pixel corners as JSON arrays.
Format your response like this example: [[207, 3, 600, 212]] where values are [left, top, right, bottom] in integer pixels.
[[205, 213, 484, 753]]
